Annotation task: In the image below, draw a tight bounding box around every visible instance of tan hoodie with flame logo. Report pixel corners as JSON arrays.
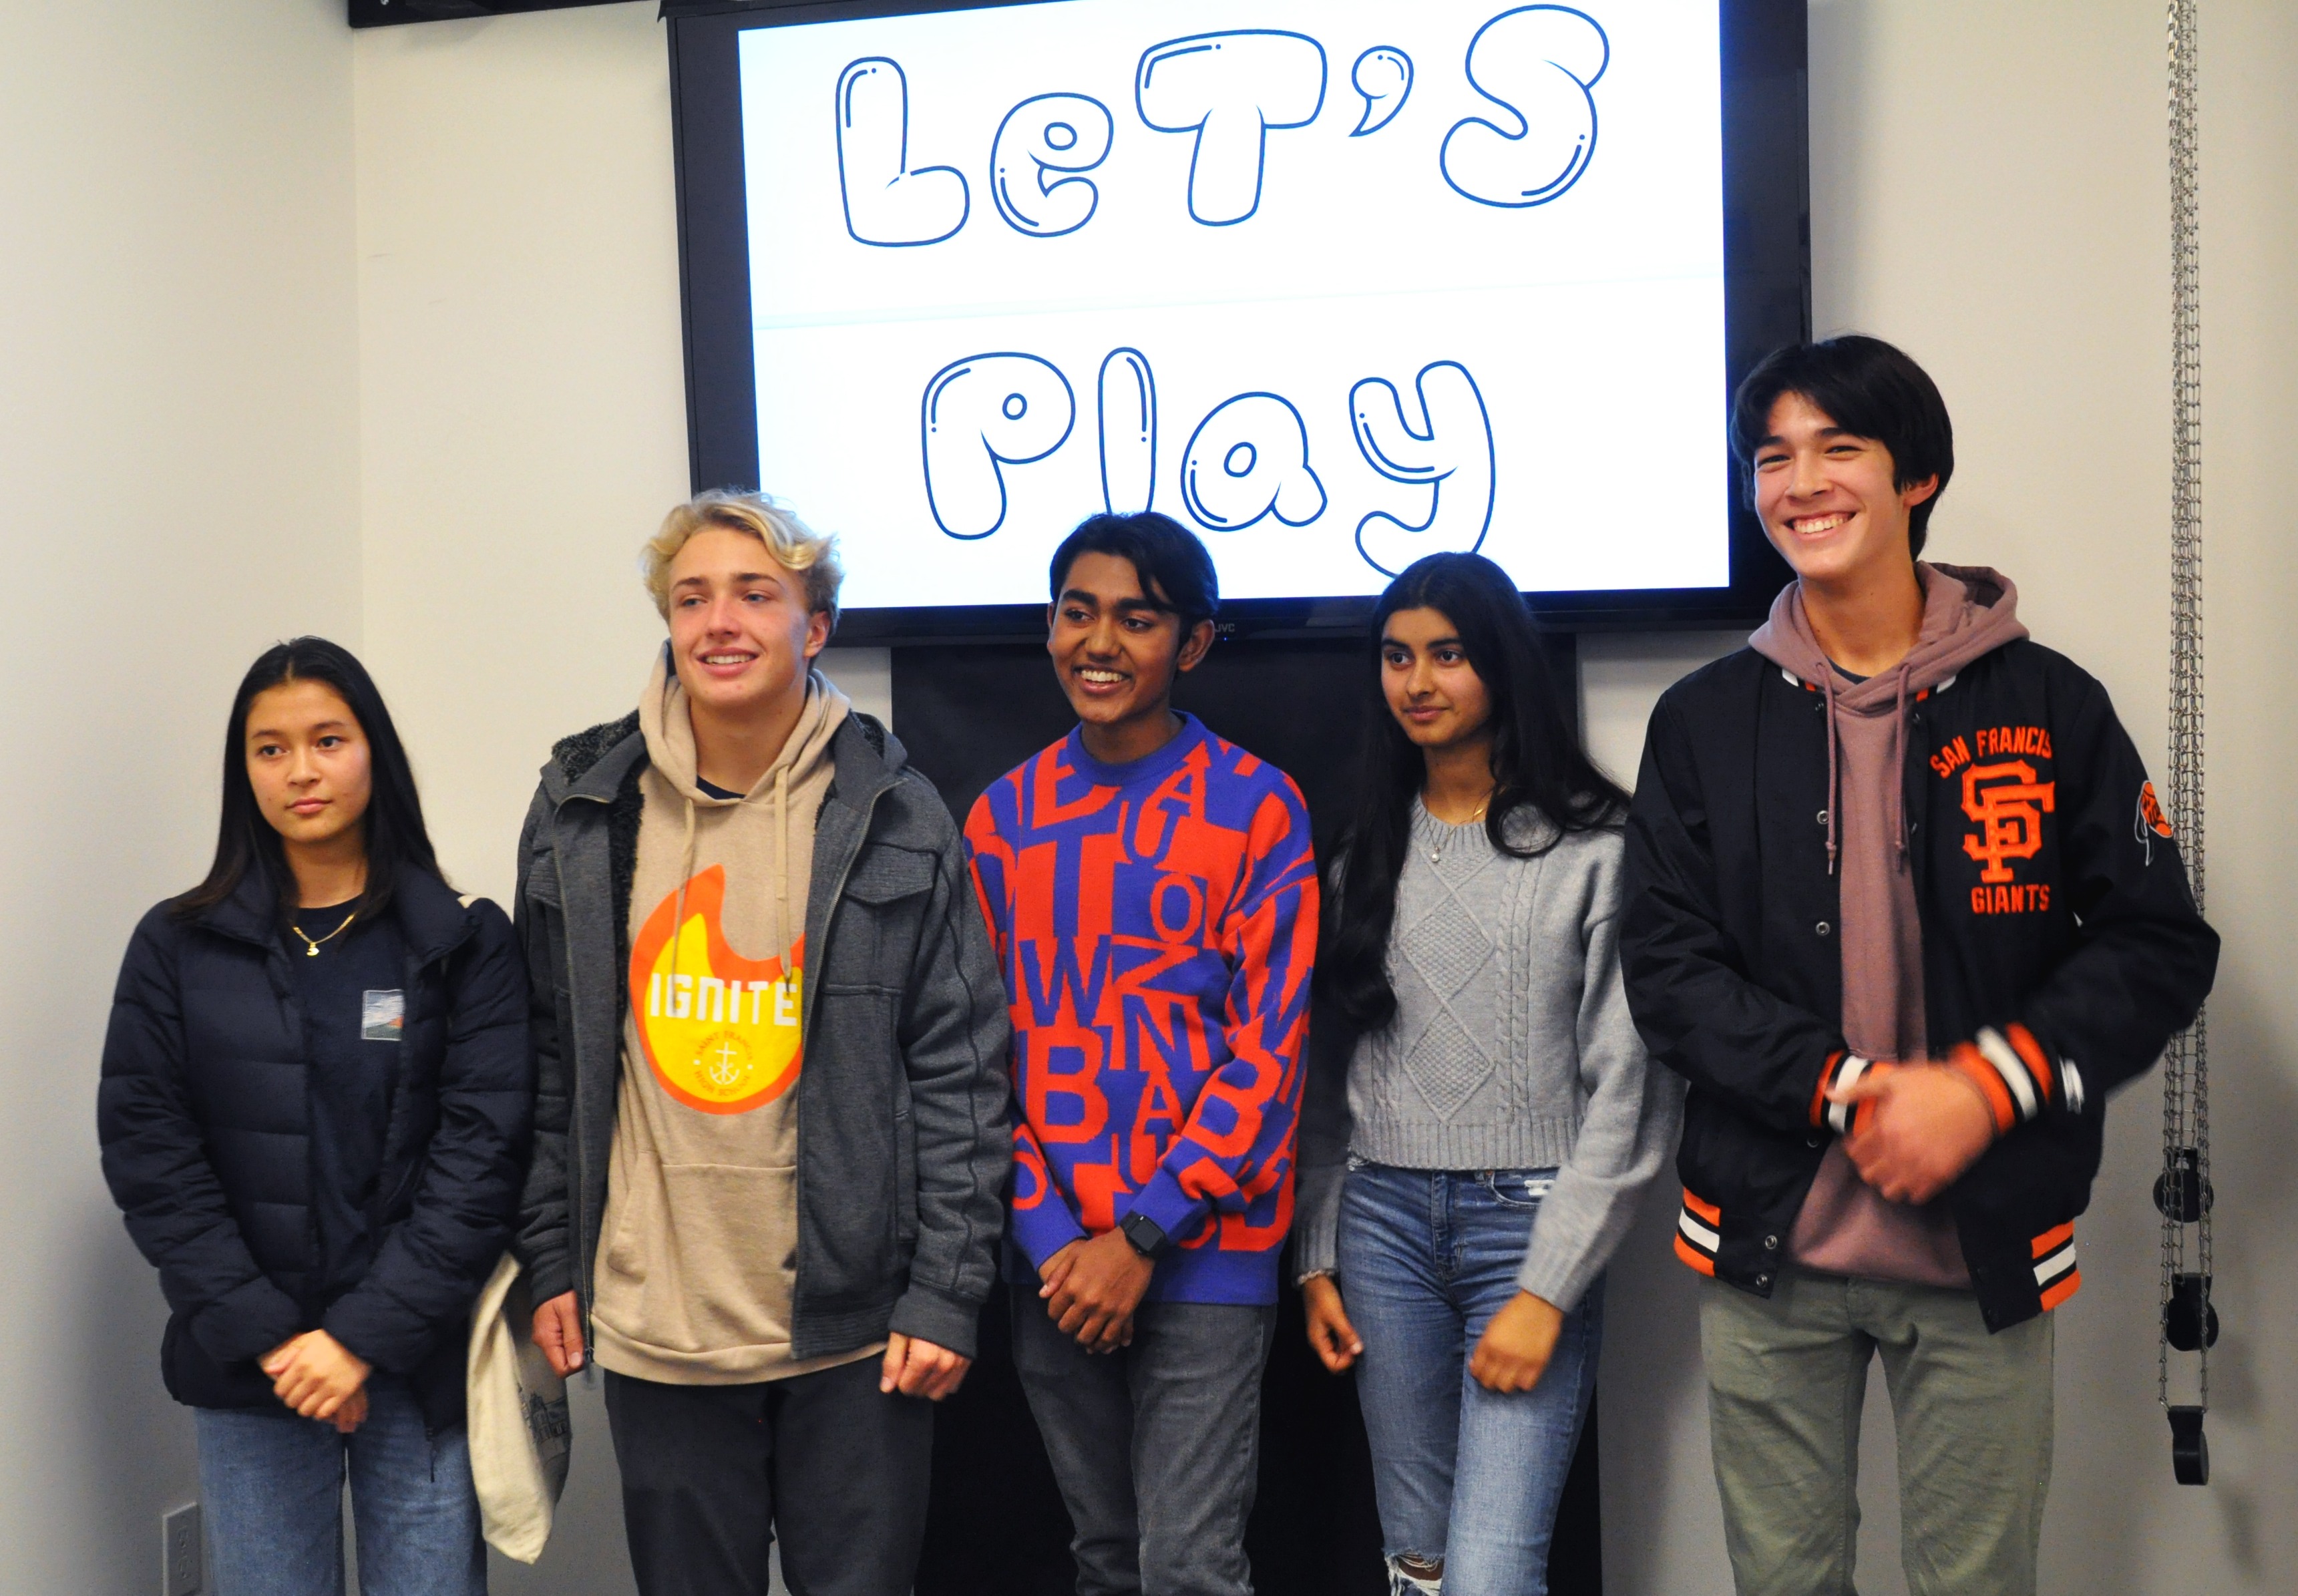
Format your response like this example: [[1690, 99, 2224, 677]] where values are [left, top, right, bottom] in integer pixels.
[[590, 650, 878, 1384]]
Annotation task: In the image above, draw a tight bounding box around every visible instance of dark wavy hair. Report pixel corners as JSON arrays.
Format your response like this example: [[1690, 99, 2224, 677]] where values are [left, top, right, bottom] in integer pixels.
[[1322, 554, 1629, 1032], [172, 637, 443, 922]]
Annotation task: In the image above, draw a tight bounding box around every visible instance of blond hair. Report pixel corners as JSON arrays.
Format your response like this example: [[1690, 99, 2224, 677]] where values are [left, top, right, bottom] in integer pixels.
[[642, 489, 843, 627]]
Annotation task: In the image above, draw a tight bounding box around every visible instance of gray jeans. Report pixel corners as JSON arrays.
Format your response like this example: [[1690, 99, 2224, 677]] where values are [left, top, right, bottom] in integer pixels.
[[1701, 1269, 2056, 1596], [1011, 1285, 1278, 1596]]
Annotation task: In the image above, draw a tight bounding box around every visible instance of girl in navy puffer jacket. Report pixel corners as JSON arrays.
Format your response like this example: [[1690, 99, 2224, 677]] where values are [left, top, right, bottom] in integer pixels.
[[98, 637, 530, 1596]]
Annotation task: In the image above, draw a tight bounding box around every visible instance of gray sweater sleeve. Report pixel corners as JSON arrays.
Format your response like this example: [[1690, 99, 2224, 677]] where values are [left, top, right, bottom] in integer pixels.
[[1515, 845, 1686, 1311]]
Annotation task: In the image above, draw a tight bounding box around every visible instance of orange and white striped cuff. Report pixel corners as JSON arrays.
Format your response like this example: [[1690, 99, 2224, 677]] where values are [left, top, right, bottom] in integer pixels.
[[1950, 1024, 2087, 1133], [2032, 1221, 2081, 1310], [1813, 1052, 1886, 1135], [1674, 1188, 1720, 1277]]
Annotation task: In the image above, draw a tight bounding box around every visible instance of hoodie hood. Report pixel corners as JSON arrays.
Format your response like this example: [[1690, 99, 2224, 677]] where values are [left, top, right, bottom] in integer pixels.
[[636, 644, 849, 965], [1750, 563, 2026, 705], [1750, 564, 2027, 873], [636, 643, 849, 807]]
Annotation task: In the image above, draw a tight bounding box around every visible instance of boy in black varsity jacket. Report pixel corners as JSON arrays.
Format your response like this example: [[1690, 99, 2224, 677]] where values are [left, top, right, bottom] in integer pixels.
[[1621, 336, 2217, 1596]]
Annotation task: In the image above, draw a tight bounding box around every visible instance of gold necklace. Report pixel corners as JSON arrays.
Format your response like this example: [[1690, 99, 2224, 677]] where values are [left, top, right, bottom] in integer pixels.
[[289, 908, 357, 958], [1425, 791, 1495, 864]]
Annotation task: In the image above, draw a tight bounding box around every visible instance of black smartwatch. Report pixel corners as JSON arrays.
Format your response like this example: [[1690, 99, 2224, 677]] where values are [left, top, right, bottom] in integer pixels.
[[1119, 1211, 1170, 1259]]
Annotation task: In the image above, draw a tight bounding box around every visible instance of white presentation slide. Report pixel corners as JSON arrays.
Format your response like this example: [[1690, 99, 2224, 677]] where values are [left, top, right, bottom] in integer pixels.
[[738, 0, 1726, 609]]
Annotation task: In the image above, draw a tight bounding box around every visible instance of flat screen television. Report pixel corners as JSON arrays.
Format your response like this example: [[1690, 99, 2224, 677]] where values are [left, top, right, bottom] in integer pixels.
[[669, 0, 1808, 640]]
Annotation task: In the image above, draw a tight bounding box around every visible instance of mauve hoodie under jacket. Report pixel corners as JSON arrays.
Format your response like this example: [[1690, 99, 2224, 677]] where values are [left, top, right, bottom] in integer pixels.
[[1746, 563, 2030, 1287]]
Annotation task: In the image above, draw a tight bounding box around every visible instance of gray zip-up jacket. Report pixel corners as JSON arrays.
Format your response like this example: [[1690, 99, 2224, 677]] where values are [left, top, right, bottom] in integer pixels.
[[511, 708, 1012, 1361]]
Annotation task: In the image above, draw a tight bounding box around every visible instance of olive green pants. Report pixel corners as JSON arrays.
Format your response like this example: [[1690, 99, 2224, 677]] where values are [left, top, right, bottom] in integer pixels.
[[1700, 1270, 2054, 1596]]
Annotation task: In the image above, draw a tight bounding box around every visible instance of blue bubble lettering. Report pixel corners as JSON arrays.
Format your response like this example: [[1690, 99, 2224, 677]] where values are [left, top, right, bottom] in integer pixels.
[[922, 354, 1075, 540], [837, 59, 970, 246], [1351, 361, 1496, 574], [1136, 31, 1328, 227], [1097, 349, 1157, 515], [1181, 393, 1326, 532], [992, 93, 1116, 238], [1350, 47, 1414, 137], [1440, 7, 1609, 208]]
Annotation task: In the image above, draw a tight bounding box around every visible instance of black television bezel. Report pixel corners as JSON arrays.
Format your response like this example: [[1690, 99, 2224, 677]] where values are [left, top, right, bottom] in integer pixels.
[[669, 0, 1808, 642]]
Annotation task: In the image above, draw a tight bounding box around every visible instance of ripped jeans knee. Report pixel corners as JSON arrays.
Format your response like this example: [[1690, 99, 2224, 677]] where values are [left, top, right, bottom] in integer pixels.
[[1387, 1553, 1443, 1595]]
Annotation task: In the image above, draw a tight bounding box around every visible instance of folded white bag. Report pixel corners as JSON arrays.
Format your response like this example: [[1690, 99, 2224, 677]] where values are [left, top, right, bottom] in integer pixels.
[[466, 1252, 572, 1563]]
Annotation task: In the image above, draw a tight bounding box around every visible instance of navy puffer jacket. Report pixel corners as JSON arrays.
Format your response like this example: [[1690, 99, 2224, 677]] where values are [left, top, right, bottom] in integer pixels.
[[98, 867, 532, 1428]]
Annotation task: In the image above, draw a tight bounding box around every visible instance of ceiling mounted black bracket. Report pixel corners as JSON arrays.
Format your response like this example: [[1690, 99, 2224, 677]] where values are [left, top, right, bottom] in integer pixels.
[[349, 0, 628, 29]]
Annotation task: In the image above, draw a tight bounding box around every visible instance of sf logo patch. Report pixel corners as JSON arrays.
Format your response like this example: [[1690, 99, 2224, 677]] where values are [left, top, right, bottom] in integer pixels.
[[2136, 779, 2174, 863], [1961, 761, 2056, 883]]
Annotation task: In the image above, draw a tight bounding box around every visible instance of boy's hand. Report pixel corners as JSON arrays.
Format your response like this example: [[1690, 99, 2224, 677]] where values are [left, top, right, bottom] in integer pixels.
[[1040, 1231, 1154, 1349], [532, 1291, 586, 1378], [1832, 1062, 1997, 1204], [880, 1334, 973, 1400]]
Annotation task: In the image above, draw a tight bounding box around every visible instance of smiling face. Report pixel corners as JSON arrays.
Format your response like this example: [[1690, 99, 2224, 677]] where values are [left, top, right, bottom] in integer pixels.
[[1048, 550, 1213, 763], [244, 679, 373, 854], [1752, 391, 1939, 588], [665, 526, 829, 725], [1381, 606, 1495, 754]]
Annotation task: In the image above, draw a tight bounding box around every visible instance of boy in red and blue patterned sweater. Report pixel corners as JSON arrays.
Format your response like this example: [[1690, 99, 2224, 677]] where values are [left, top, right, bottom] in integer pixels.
[[965, 512, 1316, 1596]]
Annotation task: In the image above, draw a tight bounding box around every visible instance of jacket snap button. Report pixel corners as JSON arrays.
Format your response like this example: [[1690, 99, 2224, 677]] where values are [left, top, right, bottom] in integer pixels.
[[1763, 1234, 1780, 1250], [1815, 921, 1833, 938], [1756, 1272, 1774, 1287], [1816, 809, 1829, 825], [1807, 1135, 1823, 1149]]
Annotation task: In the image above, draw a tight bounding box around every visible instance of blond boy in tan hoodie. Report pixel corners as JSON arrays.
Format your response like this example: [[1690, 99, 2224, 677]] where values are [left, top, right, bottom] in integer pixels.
[[515, 491, 1012, 1596]]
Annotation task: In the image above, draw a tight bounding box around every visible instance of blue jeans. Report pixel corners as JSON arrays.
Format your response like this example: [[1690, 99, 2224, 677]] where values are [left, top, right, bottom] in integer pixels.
[[1336, 1163, 1603, 1596], [195, 1376, 485, 1596]]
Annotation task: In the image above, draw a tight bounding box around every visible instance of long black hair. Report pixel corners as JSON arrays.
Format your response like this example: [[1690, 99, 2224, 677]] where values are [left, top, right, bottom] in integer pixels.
[[172, 637, 443, 922], [1322, 554, 1630, 1032]]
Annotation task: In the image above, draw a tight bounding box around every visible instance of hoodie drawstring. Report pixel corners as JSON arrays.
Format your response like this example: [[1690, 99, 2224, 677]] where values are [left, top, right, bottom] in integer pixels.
[[775, 765, 790, 961], [1819, 662, 1916, 873], [1822, 670, 1842, 874], [1890, 662, 1912, 861], [668, 766, 789, 990], [668, 796, 700, 984]]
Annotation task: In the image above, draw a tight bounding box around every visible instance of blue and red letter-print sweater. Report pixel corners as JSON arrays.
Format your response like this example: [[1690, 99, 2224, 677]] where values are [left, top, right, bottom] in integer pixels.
[[964, 715, 1319, 1306]]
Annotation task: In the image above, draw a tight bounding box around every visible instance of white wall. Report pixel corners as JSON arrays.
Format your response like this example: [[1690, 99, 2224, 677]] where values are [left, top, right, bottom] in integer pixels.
[[0, 2, 361, 1592]]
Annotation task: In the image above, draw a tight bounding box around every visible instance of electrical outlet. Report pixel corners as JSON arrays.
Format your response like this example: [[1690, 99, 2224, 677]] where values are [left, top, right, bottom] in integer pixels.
[[162, 1503, 202, 1596]]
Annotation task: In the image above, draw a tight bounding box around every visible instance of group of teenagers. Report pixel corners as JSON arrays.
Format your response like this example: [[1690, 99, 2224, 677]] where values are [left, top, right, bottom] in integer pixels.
[[99, 335, 2219, 1596]]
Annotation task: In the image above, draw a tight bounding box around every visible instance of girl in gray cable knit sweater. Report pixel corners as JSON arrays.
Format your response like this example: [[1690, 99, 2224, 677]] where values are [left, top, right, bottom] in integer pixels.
[[1296, 554, 1682, 1596]]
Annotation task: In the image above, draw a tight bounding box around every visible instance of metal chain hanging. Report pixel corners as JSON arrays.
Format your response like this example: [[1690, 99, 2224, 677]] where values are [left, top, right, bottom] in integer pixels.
[[2156, 0, 2215, 1489]]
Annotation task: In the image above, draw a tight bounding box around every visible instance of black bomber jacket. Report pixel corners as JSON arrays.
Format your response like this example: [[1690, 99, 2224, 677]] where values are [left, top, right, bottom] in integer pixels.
[[1621, 634, 2217, 1331]]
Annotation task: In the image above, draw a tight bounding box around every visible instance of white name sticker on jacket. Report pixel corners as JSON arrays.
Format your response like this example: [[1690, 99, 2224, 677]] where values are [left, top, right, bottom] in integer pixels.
[[361, 990, 405, 1043]]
